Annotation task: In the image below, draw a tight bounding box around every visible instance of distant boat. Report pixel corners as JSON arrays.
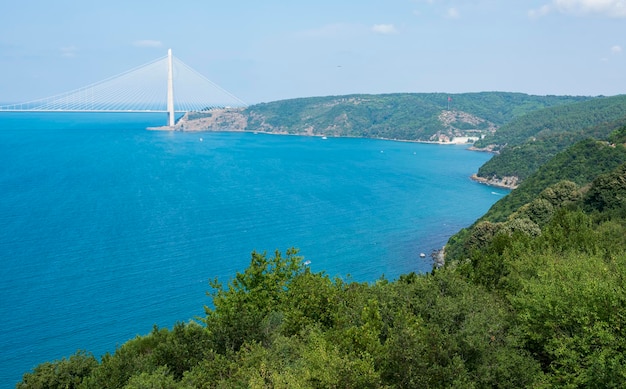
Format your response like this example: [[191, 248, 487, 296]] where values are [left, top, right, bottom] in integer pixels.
[[322, 136, 327, 140], [419, 253, 426, 258]]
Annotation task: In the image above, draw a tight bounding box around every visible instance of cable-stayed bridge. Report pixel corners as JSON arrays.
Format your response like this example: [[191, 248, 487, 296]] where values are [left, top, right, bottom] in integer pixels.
[[0, 49, 247, 126]]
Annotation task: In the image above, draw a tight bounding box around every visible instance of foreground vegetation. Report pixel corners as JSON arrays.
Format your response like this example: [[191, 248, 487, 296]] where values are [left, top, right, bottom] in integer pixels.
[[19, 130, 626, 388]]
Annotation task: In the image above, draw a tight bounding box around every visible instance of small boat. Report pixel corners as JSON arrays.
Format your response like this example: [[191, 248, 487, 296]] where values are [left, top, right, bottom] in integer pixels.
[[322, 136, 327, 140], [419, 253, 426, 258]]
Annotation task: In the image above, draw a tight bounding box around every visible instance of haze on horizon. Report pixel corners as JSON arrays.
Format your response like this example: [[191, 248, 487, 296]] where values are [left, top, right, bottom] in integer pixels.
[[0, 0, 624, 105]]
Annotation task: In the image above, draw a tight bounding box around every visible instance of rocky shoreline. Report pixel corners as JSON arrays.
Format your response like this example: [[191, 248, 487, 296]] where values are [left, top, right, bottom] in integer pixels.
[[470, 174, 518, 190]]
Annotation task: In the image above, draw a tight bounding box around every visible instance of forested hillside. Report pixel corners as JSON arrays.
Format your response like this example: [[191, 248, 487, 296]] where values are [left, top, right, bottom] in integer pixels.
[[480, 136, 626, 222], [446, 128, 626, 259], [474, 95, 626, 182], [18, 127, 626, 388], [181, 92, 591, 143], [245, 93, 590, 141]]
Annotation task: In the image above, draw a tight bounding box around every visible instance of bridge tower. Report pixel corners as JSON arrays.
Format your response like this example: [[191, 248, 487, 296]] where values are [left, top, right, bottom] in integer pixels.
[[167, 48, 175, 126]]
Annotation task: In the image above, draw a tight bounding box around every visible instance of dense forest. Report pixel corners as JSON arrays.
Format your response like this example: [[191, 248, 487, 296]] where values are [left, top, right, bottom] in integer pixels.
[[244, 93, 591, 142], [475, 95, 626, 182], [18, 123, 626, 387], [184, 92, 592, 144]]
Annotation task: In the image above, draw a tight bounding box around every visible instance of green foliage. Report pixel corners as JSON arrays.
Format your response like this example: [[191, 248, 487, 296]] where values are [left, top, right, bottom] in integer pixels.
[[388, 271, 541, 388], [475, 97, 626, 181], [203, 248, 303, 353], [511, 252, 626, 387], [79, 322, 210, 389], [245, 92, 590, 141], [17, 351, 97, 389], [609, 126, 626, 144], [513, 198, 554, 226], [475, 95, 626, 148], [445, 154, 626, 385], [584, 163, 626, 214], [123, 367, 179, 389], [480, 139, 626, 222], [280, 270, 339, 335]]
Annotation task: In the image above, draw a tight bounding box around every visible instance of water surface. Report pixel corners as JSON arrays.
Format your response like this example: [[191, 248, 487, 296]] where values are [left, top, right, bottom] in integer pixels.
[[0, 113, 505, 386]]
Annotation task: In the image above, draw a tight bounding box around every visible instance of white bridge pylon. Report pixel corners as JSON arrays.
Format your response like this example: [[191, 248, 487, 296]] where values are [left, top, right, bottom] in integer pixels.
[[0, 49, 247, 125]]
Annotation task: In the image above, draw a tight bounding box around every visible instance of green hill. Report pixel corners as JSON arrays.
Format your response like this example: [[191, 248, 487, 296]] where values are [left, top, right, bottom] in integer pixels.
[[482, 137, 626, 222], [245, 92, 591, 141], [181, 92, 592, 143], [474, 95, 626, 182], [446, 129, 626, 259]]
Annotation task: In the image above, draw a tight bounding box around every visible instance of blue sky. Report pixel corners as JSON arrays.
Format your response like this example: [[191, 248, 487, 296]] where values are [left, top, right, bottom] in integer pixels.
[[0, 0, 624, 104]]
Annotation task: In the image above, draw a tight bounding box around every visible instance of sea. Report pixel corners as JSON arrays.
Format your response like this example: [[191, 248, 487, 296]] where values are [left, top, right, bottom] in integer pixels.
[[0, 112, 506, 387]]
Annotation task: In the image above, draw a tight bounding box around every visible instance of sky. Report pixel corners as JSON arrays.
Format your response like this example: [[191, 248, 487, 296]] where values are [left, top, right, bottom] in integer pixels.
[[0, 0, 624, 104]]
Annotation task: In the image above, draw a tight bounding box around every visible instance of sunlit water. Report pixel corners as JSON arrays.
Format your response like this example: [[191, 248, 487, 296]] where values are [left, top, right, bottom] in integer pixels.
[[0, 113, 506, 386]]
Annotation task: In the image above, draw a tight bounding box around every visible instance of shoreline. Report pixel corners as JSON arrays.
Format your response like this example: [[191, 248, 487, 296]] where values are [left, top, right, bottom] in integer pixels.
[[147, 125, 478, 147], [469, 174, 518, 190], [149, 123, 509, 192], [148, 125, 506, 193]]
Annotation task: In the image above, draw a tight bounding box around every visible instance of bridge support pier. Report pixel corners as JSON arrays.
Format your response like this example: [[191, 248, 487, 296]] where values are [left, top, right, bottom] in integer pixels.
[[167, 48, 175, 126]]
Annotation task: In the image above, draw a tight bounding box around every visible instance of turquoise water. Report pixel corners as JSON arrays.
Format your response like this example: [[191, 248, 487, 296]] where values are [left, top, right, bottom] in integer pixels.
[[0, 113, 505, 386]]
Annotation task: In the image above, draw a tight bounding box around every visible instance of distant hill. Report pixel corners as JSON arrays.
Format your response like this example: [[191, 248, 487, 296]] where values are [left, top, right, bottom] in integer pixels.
[[178, 92, 593, 144], [474, 95, 626, 182]]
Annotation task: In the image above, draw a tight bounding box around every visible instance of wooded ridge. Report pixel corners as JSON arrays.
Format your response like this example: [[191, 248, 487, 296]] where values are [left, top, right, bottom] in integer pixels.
[[177, 92, 591, 146]]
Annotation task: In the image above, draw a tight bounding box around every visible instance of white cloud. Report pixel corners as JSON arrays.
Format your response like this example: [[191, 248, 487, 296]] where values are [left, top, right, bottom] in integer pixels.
[[133, 40, 163, 48], [60, 46, 78, 58], [601, 45, 622, 61], [528, 5, 552, 18], [445, 7, 461, 19], [529, 0, 626, 18], [372, 24, 399, 34]]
